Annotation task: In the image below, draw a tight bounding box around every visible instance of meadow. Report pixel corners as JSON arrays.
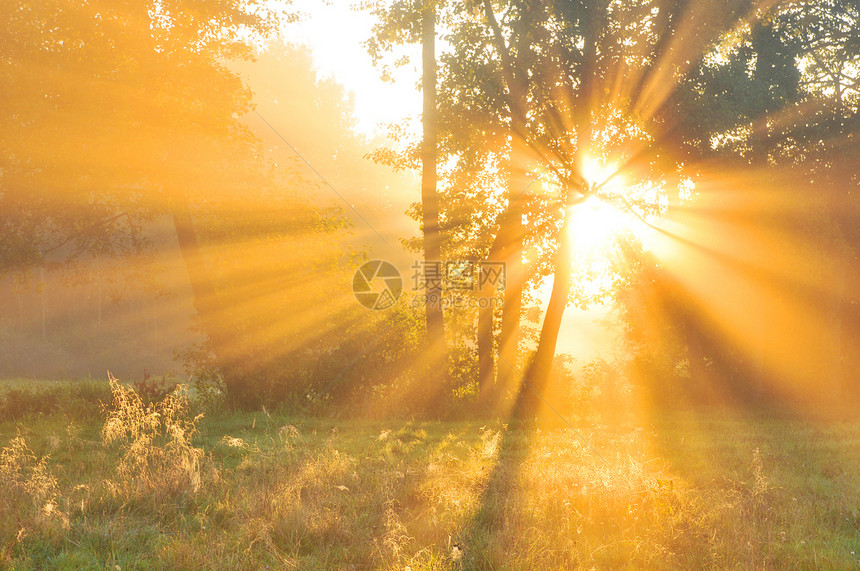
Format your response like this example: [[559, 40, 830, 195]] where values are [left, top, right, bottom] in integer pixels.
[[1, 378, 859, 570]]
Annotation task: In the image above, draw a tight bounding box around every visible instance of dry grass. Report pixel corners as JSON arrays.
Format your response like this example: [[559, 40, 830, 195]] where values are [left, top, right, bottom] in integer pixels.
[[0, 431, 68, 562], [101, 374, 205, 503], [0, 379, 859, 569]]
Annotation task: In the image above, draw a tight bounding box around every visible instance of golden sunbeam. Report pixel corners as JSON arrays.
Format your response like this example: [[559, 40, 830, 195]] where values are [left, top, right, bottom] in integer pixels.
[[2, 1, 860, 567]]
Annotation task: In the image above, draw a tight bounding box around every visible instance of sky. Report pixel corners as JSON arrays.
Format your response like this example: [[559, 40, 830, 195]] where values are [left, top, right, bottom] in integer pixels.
[[284, 0, 421, 137]]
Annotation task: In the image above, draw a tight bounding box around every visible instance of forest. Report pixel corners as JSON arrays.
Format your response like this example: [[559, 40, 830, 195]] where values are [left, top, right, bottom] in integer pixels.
[[1, 0, 859, 568]]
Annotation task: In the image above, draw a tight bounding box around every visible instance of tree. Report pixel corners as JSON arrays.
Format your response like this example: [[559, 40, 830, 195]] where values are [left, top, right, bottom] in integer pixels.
[[421, 0, 448, 399], [369, 0, 688, 414], [363, 0, 860, 416], [600, 0, 860, 405], [0, 0, 323, 405]]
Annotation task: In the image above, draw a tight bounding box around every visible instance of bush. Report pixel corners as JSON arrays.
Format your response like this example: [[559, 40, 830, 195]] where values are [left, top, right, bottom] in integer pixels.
[[132, 375, 179, 405], [0, 387, 60, 419], [0, 380, 110, 421]]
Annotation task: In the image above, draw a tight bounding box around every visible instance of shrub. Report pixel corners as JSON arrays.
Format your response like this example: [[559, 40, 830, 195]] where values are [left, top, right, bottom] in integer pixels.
[[0, 379, 111, 421], [0, 386, 59, 419], [132, 375, 179, 405]]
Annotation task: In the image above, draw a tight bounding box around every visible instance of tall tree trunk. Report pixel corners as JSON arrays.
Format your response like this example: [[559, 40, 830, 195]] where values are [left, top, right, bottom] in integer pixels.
[[493, 146, 527, 402], [172, 200, 217, 326], [96, 261, 102, 326], [827, 202, 849, 405], [40, 266, 46, 339], [514, 2, 601, 418], [477, 225, 509, 403], [479, 0, 532, 406], [516, 206, 575, 416], [477, 294, 495, 398], [421, 0, 447, 405]]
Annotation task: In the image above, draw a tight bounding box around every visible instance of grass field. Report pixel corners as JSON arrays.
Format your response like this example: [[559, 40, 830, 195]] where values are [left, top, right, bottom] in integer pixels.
[[1, 379, 859, 569]]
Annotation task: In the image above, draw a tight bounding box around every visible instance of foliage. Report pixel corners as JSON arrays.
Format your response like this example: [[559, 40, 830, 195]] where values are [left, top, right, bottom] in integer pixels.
[[0, 0, 289, 272], [132, 376, 180, 405]]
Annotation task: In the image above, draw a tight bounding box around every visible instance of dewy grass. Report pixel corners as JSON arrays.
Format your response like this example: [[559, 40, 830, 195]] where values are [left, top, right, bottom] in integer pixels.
[[0, 383, 859, 569]]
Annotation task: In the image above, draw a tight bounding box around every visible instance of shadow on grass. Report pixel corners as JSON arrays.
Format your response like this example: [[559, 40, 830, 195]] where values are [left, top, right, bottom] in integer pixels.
[[456, 419, 537, 569]]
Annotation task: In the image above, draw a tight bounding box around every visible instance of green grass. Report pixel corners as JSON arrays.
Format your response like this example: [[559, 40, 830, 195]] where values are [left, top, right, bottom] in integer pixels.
[[1, 380, 859, 569]]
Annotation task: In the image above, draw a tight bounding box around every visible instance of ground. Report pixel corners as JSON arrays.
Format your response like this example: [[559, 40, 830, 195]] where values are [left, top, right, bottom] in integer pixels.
[[1, 379, 859, 569]]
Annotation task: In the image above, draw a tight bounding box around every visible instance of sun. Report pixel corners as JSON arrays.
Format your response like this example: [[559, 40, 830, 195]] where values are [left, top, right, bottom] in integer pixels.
[[567, 197, 633, 256], [581, 155, 619, 190], [566, 157, 645, 257]]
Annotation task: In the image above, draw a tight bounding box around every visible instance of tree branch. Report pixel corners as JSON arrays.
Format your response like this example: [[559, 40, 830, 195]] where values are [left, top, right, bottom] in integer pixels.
[[38, 211, 130, 262]]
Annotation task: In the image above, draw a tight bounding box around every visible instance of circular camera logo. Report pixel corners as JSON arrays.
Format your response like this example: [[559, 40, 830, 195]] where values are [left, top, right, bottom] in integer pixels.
[[353, 260, 402, 310]]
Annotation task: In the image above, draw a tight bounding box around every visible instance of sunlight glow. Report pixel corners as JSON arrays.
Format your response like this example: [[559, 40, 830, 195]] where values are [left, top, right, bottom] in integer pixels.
[[568, 157, 656, 259], [568, 197, 631, 256], [581, 155, 618, 189]]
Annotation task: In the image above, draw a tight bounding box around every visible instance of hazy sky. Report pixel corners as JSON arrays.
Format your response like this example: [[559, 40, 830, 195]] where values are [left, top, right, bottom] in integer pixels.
[[285, 0, 421, 137]]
